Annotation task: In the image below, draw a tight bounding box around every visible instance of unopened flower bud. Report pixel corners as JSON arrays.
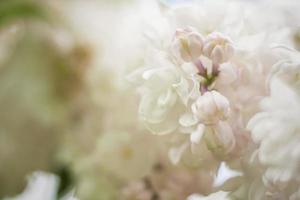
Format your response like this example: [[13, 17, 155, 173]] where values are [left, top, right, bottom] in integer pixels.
[[205, 121, 235, 157], [172, 27, 204, 62], [191, 90, 230, 124], [203, 32, 234, 64]]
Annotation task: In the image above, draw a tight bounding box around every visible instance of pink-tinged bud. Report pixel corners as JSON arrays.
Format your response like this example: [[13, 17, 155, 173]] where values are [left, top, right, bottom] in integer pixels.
[[203, 32, 234, 64], [191, 90, 230, 124], [172, 27, 204, 62]]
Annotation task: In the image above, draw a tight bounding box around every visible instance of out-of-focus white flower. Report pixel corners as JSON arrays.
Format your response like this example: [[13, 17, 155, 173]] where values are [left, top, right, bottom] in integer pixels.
[[95, 131, 158, 181], [187, 191, 229, 200], [191, 90, 230, 124], [4, 171, 78, 200], [203, 32, 234, 64], [270, 48, 300, 91], [171, 27, 204, 62], [248, 73, 300, 184]]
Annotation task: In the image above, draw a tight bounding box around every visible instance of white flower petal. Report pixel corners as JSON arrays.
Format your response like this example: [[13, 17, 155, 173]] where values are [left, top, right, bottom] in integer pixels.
[[213, 162, 242, 187], [190, 124, 205, 144]]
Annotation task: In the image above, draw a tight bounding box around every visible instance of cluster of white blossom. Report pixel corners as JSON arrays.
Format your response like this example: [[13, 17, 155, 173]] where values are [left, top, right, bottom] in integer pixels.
[[128, 0, 300, 199], [2, 0, 300, 200], [129, 0, 277, 168]]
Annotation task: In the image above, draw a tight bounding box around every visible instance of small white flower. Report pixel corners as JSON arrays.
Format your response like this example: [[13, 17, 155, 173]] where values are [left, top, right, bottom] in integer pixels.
[[191, 90, 230, 124], [132, 63, 183, 135], [171, 27, 204, 62], [203, 32, 234, 64], [129, 51, 197, 135]]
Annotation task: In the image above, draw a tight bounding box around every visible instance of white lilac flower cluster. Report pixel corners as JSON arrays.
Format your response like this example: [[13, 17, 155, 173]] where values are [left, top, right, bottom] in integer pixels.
[[128, 0, 300, 199], [3, 0, 300, 200], [129, 3, 267, 167]]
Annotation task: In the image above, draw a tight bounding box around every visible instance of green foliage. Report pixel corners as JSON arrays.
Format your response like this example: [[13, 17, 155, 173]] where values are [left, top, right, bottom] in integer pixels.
[[0, 0, 48, 27]]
